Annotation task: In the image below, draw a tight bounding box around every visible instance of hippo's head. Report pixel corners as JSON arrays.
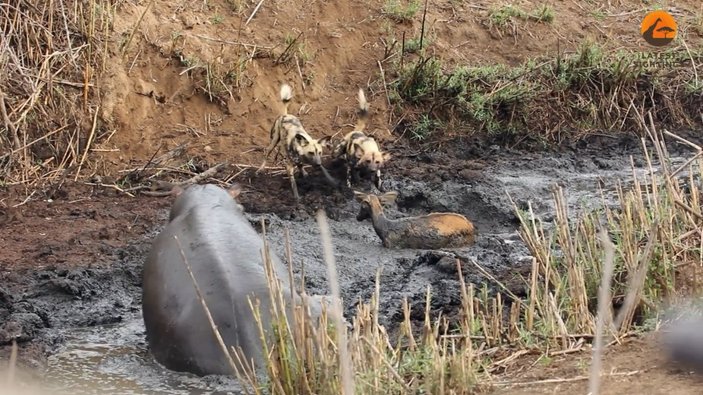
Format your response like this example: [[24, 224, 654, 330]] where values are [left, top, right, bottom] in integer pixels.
[[169, 183, 244, 221]]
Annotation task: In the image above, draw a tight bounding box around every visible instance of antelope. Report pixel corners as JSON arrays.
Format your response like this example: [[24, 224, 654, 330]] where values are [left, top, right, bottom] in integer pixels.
[[354, 191, 476, 250], [259, 83, 337, 200]]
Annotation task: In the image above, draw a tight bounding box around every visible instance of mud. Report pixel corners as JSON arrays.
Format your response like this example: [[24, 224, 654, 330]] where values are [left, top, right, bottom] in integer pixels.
[[0, 135, 698, 393]]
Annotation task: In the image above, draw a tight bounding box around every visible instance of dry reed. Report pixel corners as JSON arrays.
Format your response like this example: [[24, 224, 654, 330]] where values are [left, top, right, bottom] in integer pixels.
[[1, 0, 115, 188]]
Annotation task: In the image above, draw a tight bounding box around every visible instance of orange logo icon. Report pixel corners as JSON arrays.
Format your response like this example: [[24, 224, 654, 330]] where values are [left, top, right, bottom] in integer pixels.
[[640, 10, 677, 47]]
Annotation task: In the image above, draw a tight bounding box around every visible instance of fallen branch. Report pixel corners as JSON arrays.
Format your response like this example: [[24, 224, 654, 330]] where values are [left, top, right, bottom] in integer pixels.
[[245, 0, 264, 25], [140, 163, 227, 197], [173, 235, 245, 380], [492, 369, 645, 387], [84, 182, 136, 198]]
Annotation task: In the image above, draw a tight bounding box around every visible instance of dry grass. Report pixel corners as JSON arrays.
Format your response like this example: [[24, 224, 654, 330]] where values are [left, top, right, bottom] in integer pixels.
[[0, 0, 116, 188]]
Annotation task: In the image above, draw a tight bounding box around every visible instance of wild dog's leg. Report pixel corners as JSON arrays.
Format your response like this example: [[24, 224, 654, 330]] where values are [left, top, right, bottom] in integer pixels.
[[345, 163, 353, 188], [286, 162, 300, 200], [374, 169, 384, 192], [299, 163, 309, 177], [351, 165, 361, 186], [258, 122, 281, 174]]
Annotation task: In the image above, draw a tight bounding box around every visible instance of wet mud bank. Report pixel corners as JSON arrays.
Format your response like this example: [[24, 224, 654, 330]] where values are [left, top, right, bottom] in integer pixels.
[[1, 134, 700, 392]]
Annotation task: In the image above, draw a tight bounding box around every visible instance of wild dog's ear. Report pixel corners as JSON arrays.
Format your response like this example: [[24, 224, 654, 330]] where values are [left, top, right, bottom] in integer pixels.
[[171, 185, 184, 197], [228, 183, 242, 199], [379, 191, 398, 205], [353, 190, 367, 202], [382, 152, 391, 161], [294, 133, 309, 147], [318, 135, 333, 149], [353, 143, 365, 157]]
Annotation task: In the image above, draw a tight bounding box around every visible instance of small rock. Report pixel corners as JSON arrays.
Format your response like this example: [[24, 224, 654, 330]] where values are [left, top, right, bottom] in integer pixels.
[[459, 169, 480, 180], [435, 255, 462, 274]]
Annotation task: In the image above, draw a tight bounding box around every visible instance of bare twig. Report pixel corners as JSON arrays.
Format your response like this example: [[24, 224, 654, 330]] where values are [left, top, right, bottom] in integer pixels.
[[0, 89, 21, 151], [245, 0, 264, 25], [588, 228, 617, 395], [173, 235, 243, 377], [316, 210, 354, 395], [140, 163, 227, 196], [74, 105, 100, 181], [6, 340, 17, 385], [0, 125, 69, 161], [121, 0, 155, 56], [493, 370, 644, 387]]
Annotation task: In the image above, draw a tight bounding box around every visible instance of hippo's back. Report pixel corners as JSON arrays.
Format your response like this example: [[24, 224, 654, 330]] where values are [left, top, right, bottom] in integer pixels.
[[142, 185, 289, 376]]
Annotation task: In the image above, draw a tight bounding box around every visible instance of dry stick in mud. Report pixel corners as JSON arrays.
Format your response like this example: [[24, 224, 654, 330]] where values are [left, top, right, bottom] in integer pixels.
[[0, 89, 21, 153], [74, 106, 100, 181], [612, 220, 658, 332], [140, 163, 227, 197], [5, 340, 17, 386], [587, 229, 617, 395], [245, 0, 264, 25], [121, 0, 156, 56], [316, 209, 354, 395]]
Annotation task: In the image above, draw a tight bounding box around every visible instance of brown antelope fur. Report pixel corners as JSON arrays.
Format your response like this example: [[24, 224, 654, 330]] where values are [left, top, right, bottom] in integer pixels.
[[259, 83, 334, 200], [354, 191, 476, 250], [333, 89, 390, 190]]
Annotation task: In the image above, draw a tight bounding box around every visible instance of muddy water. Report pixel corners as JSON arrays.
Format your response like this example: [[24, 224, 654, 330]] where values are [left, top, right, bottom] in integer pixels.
[[35, 147, 691, 394], [43, 316, 243, 394]]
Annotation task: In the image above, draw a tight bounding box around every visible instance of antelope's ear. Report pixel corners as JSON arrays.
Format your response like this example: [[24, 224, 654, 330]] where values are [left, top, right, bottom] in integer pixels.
[[228, 183, 242, 199], [380, 191, 398, 205], [353, 190, 367, 202]]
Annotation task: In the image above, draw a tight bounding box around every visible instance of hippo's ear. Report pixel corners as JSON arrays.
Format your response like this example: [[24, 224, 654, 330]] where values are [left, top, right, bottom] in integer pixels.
[[171, 185, 184, 197], [380, 191, 398, 205], [353, 190, 367, 202], [228, 183, 242, 199]]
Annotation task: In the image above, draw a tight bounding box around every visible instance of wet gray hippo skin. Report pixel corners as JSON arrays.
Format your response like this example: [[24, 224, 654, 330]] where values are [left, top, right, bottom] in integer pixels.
[[662, 313, 703, 373], [142, 183, 324, 376]]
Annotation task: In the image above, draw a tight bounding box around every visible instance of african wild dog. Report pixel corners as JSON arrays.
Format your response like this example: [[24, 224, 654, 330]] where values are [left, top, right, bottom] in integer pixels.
[[333, 88, 390, 190], [259, 83, 336, 200]]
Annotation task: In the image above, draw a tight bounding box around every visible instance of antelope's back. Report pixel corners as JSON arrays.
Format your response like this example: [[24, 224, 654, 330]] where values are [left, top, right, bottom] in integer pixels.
[[425, 213, 475, 236]]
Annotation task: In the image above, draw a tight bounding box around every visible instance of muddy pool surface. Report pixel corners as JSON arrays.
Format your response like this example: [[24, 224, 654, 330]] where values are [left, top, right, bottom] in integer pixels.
[[0, 136, 697, 394]]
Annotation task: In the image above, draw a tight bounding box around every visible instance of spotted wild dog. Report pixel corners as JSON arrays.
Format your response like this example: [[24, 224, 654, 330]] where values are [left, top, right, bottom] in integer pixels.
[[259, 83, 337, 200], [333, 88, 390, 190]]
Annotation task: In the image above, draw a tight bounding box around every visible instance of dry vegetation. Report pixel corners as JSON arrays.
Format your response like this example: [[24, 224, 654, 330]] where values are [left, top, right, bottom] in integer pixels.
[[0, 0, 117, 188]]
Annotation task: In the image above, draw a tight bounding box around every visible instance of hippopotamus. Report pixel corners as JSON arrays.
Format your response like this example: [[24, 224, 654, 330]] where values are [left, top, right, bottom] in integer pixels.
[[141, 183, 328, 377], [661, 308, 703, 374]]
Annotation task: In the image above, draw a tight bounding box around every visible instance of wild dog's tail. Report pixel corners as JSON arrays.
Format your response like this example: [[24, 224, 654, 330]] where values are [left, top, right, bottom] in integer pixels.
[[355, 88, 369, 132], [280, 83, 293, 115]]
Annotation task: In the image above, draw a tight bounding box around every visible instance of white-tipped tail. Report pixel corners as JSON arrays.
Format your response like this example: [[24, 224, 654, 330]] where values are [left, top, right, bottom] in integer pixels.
[[357, 88, 368, 113], [355, 88, 369, 132], [280, 83, 293, 102]]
